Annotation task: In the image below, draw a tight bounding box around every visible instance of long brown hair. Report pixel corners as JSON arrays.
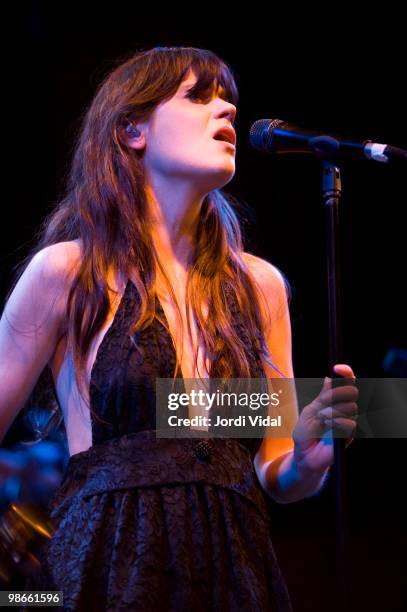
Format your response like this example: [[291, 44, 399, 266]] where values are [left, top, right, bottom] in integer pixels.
[[3, 46, 289, 436]]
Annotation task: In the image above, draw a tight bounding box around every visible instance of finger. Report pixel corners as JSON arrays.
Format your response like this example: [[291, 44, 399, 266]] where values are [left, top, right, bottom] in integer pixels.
[[320, 385, 359, 406], [313, 375, 358, 414], [315, 376, 333, 406], [333, 364, 356, 379], [319, 403, 359, 419], [323, 417, 358, 435], [322, 376, 332, 391]]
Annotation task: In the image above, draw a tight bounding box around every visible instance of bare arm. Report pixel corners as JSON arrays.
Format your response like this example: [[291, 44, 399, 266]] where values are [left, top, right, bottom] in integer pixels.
[[0, 242, 79, 444], [243, 253, 329, 503]]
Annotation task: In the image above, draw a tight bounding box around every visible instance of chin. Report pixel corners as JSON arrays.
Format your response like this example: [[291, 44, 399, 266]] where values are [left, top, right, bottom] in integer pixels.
[[213, 164, 236, 185], [217, 168, 236, 189], [192, 164, 236, 195]]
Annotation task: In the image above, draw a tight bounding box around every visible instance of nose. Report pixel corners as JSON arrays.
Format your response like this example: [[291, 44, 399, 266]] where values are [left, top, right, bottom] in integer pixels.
[[215, 99, 237, 127]]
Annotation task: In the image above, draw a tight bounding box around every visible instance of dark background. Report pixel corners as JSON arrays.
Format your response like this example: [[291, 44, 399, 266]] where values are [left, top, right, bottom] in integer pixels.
[[1, 3, 406, 610]]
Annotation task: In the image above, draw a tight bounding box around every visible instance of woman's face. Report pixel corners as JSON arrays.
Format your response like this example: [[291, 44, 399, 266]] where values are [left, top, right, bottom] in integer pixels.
[[134, 68, 238, 195]]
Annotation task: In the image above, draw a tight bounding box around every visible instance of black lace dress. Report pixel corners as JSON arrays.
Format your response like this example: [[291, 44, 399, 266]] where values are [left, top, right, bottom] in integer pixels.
[[24, 279, 293, 611]]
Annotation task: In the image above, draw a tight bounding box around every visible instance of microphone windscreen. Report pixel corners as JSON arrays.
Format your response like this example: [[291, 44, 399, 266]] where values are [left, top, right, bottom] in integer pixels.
[[249, 119, 284, 151]]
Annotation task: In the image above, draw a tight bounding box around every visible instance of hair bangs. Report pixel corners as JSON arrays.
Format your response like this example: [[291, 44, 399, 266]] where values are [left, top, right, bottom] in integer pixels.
[[155, 46, 239, 107], [188, 56, 239, 106]]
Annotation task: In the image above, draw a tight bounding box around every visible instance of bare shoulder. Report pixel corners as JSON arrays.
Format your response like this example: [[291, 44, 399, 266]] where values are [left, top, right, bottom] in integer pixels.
[[11, 240, 84, 334], [0, 240, 84, 441], [37, 239, 125, 307], [37, 239, 83, 280], [241, 252, 290, 313], [5, 240, 83, 310]]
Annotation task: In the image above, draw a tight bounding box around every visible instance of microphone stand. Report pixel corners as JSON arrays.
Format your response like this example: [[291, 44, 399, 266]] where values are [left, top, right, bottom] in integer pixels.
[[322, 161, 349, 612]]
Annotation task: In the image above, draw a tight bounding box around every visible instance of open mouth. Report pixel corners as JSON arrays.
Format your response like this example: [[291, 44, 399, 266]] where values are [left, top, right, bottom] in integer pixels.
[[213, 127, 236, 147]]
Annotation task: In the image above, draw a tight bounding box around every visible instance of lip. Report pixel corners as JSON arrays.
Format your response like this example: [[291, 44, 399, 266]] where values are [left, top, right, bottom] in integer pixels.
[[212, 126, 237, 147], [215, 140, 236, 151]]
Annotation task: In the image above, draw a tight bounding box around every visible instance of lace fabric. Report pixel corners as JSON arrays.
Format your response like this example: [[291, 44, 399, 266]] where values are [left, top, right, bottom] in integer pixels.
[[23, 279, 293, 611]]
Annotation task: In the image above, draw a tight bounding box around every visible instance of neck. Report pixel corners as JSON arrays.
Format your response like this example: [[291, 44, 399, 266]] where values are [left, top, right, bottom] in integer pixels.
[[145, 179, 205, 274]]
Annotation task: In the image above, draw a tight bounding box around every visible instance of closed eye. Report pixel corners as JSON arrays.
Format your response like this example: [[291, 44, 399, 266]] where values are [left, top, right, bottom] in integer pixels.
[[184, 89, 237, 125], [185, 90, 208, 102]]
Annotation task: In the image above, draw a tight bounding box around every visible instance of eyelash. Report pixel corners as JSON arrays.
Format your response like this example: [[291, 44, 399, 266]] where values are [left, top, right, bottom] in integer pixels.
[[186, 91, 206, 101], [186, 91, 233, 106], [185, 90, 237, 124]]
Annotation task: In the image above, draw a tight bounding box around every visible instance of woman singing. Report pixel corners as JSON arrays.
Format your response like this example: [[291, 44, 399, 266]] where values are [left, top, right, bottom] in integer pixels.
[[0, 46, 358, 610]]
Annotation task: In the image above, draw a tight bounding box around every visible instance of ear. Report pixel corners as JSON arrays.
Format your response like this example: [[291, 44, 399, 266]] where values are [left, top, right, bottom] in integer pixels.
[[119, 122, 147, 151]]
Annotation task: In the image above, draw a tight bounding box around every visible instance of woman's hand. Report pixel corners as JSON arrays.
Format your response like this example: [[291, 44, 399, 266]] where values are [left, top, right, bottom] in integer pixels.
[[292, 364, 359, 474]]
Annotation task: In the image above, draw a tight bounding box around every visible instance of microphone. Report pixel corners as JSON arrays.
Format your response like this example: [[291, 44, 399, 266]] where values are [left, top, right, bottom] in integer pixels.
[[249, 119, 407, 163]]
